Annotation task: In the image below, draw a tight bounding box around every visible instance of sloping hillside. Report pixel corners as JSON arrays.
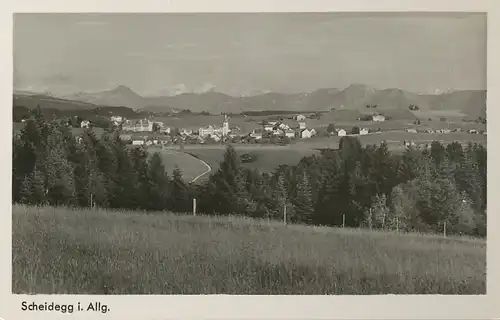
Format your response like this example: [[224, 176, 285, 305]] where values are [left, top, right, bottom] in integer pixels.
[[12, 205, 486, 294]]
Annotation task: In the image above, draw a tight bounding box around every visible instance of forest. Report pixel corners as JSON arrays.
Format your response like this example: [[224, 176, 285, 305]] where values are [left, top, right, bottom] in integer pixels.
[[13, 106, 487, 237]]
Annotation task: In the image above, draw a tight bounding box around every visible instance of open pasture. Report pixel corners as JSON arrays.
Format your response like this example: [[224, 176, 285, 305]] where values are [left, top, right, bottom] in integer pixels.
[[12, 205, 486, 294], [184, 146, 319, 175], [150, 149, 210, 182]]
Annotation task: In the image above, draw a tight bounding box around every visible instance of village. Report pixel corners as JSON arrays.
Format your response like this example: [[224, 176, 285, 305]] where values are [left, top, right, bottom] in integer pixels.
[[75, 112, 487, 148]]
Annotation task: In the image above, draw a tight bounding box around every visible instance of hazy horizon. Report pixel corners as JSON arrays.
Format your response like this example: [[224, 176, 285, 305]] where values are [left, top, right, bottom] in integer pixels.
[[14, 12, 486, 97]]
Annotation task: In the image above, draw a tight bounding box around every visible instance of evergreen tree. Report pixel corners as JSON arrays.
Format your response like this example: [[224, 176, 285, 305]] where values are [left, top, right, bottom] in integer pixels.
[[147, 152, 170, 211], [292, 171, 314, 224], [170, 166, 191, 213]]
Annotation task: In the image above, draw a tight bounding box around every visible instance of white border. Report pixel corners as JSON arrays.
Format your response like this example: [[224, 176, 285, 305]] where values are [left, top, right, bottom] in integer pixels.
[[1, 1, 498, 319]]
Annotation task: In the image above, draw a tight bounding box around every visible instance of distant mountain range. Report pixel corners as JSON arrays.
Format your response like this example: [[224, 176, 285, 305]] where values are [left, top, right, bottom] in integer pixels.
[[14, 83, 486, 118]]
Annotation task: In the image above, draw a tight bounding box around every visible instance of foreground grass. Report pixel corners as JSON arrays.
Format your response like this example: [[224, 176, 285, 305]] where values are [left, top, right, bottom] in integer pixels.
[[12, 205, 486, 294]]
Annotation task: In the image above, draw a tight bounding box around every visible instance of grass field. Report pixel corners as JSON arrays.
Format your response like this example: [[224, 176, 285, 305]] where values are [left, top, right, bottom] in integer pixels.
[[12, 205, 486, 294], [150, 149, 210, 182], [185, 146, 319, 174]]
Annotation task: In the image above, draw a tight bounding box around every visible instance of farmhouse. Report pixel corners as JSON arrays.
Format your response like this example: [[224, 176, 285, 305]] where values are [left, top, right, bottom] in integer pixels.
[[75, 136, 83, 144], [406, 128, 418, 133], [264, 124, 274, 132], [180, 128, 193, 136], [295, 114, 307, 121], [134, 119, 152, 132], [110, 116, 123, 125], [119, 134, 132, 141], [279, 123, 291, 130], [199, 125, 215, 137], [132, 139, 145, 146], [360, 128, 369, 135], [81, 120, 91, 128], [337, 129, 347, 137], [301, 129, 313, 139], [372, 114, 386, 122], [298, 121, 307, 130], [285, 129, 296, 138], [250, 129, 263, 140]]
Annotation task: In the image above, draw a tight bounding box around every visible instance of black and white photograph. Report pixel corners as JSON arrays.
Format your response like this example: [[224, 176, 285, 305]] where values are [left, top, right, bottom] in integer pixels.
[[10, 11, 488, 298]]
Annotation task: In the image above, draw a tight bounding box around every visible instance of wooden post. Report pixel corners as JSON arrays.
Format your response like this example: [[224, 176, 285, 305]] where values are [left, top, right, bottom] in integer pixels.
[[193, 198, 197, 216], [90, 193, 93, 210], [396, 217, 399, 234], [443, 221, 447, 238], [342, 214, 345, 228], [283, 205, 287, 225], [368, 208, 372, 230]]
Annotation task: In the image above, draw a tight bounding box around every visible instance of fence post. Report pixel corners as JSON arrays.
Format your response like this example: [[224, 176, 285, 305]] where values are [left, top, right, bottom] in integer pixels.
[[443, 221, 447, 238], [342, 214, 345, 228], [283, 205, 287, 225], [193, 198, 197, 216], [90, 193, 93, 210], [396, 217, 399, 234]]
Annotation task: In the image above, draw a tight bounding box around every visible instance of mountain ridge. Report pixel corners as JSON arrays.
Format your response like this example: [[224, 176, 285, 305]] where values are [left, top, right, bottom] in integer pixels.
[[17, 84, 486, 118]]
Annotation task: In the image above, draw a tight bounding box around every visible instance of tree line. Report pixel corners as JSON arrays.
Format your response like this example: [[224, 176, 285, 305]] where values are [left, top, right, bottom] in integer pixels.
[[13, 107, 487, 237]]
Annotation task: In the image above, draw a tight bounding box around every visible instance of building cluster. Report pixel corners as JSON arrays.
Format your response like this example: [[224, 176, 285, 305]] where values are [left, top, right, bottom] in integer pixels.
[[121, 118, 170, 134], [406, 128, 485, 135]]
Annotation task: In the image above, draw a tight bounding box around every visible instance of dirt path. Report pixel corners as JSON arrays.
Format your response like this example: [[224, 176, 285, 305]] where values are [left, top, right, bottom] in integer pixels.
[[190, 157, 212, 183]]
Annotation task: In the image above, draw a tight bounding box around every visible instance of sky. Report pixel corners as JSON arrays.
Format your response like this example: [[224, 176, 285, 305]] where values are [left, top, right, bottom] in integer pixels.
[[13, 12, 486, 96]]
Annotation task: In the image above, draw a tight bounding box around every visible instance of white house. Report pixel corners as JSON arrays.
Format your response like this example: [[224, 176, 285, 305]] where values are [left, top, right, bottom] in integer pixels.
[[360, 128, 370, 135], [264, 124, 274, 132], [250, 130, 263, 140], [285, 129, 296, 138], [279, 123, 291, 130], [111, 116, 123, 124], [296, 114, 307, 121], [180, 128, 193, 136], [372, 114, 386, 122], [337, 129, 347, 137], [301, 129, 313, 139], [272, 129, 283, 136], [199, 125, 215, 137], [132, 140, 144, 146], [298, 121, 307, 130], [406, 128, 418, 133], [162, 127, 171, 134], [310, 128, 317, 136], [81, 120, 91, 128]]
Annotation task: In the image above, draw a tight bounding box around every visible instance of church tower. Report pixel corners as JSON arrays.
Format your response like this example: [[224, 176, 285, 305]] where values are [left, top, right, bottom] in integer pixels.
[[222, 114, 230, 137]]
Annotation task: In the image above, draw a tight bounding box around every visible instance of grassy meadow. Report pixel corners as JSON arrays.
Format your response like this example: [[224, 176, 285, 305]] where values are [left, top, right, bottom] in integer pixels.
[[151, 149, 210, 182], [12, 205, 486, 294], [186, 147, 319, 174]]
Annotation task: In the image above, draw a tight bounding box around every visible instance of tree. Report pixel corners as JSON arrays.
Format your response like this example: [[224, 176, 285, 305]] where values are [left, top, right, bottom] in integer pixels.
[[351, 126, 360, 135], [365, 194, 390, 229], [292, 171, 314, 224], [170, 166, 191, 213], [147, 152, 170, 211], [326, 123, 336, 134]]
